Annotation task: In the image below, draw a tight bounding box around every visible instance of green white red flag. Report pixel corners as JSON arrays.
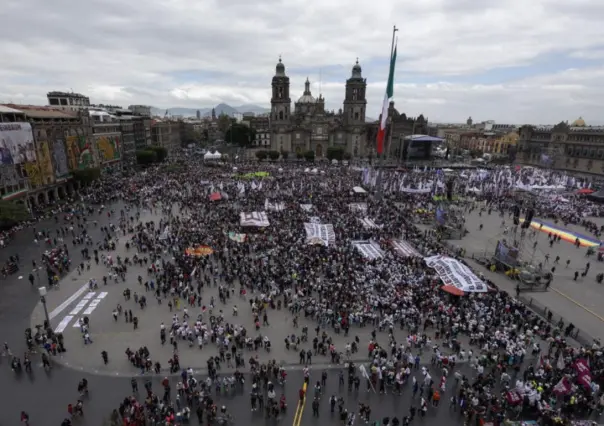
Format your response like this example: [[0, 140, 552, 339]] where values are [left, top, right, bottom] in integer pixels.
[[376, 44, 397, 154]]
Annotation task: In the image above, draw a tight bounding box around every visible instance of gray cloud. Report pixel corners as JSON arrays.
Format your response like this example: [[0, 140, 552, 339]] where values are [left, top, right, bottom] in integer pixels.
[[1, 0, 603, 123]]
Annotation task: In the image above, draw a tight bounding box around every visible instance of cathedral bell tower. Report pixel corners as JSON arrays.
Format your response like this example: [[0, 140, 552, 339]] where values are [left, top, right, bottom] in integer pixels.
[[343, 59, 367, 125], [271, 57, 291, 124]]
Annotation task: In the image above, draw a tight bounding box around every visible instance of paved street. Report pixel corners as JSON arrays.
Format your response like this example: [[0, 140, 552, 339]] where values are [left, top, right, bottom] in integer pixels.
[[452, 209, 604, 342], [2, 200, 602, 425]]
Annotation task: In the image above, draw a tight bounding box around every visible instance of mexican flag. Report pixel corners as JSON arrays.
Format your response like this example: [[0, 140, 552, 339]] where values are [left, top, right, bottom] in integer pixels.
[[376, 44, 397, 154]]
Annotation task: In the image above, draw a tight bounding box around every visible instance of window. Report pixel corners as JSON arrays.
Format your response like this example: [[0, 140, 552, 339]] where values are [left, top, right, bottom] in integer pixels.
[[279, 111, 284, 120], [317, 127, 322, 135], [296, 133, 300, 139], [354, 112, 359, 120]]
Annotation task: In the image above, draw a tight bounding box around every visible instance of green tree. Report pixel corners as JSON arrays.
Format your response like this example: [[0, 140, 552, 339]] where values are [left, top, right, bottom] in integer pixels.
[[149, 146, 168, 162], [0, 200, 29, 230], [136, 150, 157, 165], [304, 150, 315, 162], [296, 152, 304, 159], [343, 152, 352, 161], [255, 150, 268, 161], [217, 114, 234, 133], [267, 150, 280, 161], [281, 150, 289, 160], [225, 124, 256, 147], [326, 146, 345, 161], [201, 129, 209, 142], [72, 167, 101, 185]]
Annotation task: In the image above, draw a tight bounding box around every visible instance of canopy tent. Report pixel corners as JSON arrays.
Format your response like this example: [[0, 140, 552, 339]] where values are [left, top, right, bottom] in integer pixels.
[[203, 152, 214, 160], [352, 186, 367, 194], [212, 151, 222, 159], [403, 134, 445, 143]]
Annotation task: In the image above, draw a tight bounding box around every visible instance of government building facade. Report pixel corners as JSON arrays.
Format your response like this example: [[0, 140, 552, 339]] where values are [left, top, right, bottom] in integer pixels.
[[517, 117, 604, 175], [269, 58, 369, 158]]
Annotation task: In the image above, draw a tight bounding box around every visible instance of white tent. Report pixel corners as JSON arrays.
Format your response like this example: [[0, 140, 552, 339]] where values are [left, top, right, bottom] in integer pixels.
[[311, 168, 318, 174], [304, 168, 310, 173], [213, 151, 222, 159], [203, 152, 213, 160]]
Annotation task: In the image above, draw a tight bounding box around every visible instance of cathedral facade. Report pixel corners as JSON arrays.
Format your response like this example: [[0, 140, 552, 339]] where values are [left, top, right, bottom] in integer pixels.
[[269, 58, 368, 158]]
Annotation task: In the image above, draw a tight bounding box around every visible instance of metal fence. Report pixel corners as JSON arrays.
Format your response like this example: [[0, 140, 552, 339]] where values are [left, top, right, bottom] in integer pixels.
[[517, 294, 596, 347]]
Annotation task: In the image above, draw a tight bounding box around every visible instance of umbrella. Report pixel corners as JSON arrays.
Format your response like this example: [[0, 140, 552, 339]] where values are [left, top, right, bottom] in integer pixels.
[[441, 285, 464, 296], [577, 188, 594, 195]]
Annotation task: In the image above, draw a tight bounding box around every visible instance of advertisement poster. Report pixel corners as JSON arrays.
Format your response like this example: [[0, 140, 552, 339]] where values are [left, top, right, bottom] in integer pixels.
[[66, 135, 94, 170], [52, 139, 70, 178], [0, 122, 36, 165], [37, 140, 54, 185], [95, 135, 121, 163], [24, 162, 42, 187]]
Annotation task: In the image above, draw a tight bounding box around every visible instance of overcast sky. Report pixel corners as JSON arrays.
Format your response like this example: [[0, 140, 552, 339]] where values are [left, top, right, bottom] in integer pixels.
[[1, 0, 603, 124]]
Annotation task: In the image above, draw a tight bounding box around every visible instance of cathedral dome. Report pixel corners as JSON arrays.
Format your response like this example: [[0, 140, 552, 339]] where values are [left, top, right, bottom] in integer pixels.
[[571, 117, 586, 127], [297, 78, 316, 103], [275, 57, 286, 77], [351, 58, 362, 78]]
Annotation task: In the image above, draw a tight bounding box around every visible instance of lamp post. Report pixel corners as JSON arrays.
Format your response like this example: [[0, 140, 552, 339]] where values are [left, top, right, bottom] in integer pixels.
[[39, 286, 50, 329]]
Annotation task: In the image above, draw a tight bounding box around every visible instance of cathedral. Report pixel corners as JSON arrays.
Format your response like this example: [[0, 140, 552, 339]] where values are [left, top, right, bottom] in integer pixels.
[[269, 57, 368, 158]]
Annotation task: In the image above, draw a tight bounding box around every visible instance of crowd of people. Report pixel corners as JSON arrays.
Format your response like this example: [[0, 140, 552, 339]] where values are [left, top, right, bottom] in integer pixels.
[[4, 158, 604, 426]]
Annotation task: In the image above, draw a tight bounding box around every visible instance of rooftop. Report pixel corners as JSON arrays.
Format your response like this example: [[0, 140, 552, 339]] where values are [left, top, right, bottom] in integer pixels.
[[0, 105, 25, 114], [1, 104, 77, 119], [47, 91, 89, 98]]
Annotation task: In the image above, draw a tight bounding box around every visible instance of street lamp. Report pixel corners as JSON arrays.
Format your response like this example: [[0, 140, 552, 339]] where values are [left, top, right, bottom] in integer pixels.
[[39, 286, 50, 329]]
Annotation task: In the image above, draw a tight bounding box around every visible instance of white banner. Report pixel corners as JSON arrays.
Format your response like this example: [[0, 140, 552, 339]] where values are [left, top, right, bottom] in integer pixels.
[[265, 199, 285, 212], [300, 204, 313, 212], [391, 239, 420, 258], [352, 240, 384, 260], [304, 223, 335, 246], [349, 203, 368, 214], [359, 217, 381, 229], [309, 216, 321, 224], [0, 122, 36, 165], [401, 187, 431, 194], [424, 255, 487, 293], [240, 212, 270, 227]]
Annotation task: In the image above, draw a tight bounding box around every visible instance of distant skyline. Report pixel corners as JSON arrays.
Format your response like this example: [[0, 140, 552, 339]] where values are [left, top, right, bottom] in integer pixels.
[[1, 0, 603, 124]]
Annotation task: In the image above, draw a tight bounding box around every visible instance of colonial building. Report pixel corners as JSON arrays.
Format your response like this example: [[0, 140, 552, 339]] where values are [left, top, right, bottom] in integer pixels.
[[269, 58, 369, 158], [0, 104, 96, 207], [518, 117, 604, 175]]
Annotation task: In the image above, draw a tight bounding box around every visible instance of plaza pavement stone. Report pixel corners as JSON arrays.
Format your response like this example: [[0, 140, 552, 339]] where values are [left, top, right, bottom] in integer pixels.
[[447, 209, 604, 343], [30, 205, 481, 377]]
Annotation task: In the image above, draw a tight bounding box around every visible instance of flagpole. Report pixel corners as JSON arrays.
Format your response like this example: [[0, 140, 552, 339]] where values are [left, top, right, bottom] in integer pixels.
[[376, 25, 398, 201]]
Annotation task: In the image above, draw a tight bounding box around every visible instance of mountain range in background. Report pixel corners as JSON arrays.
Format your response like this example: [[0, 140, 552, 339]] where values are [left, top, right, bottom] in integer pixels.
[[151, 103, 377, 122], [150, 103, 270, 118]]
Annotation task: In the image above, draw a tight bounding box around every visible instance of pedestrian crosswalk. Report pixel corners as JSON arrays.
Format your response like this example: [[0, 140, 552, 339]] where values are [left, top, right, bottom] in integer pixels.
[[53, 291, 108, 333]]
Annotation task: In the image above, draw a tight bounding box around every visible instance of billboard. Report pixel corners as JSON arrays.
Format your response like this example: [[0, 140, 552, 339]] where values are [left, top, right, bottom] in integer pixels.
[[95, 135, 121, 163], [52, 139, 70, 178], [37, 140, 54, 185], [66, 135, 94, 170], [0, 122, 36, 165]]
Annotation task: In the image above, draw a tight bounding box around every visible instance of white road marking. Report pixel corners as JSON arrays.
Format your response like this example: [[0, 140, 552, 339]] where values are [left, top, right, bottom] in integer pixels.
[[54, 315, 74, 333], [73, 292, 108, 326], [69, 292, 96, 315], [49, 283, 90, 320]]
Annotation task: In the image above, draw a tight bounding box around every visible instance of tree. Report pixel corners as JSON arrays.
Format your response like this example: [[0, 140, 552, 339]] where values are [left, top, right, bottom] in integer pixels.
[[255, 150, 268, 161], [217, 114, 234, 133], [136, 150, 157, 165], [303, 150, 315, 162], [149, 146, 168, 162], [72, 168, 101, 185], [281, 150, 290, 160], [296, 152, 304, 159], [343, 152, 352, 161], [267, 150, 280, 161], [0, 200, 29, 230], [225, 124, 256, 147], [326, 146, 345, 161]]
